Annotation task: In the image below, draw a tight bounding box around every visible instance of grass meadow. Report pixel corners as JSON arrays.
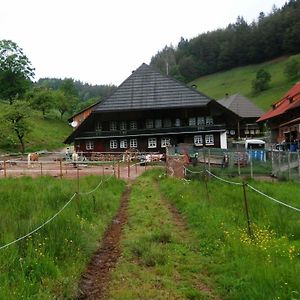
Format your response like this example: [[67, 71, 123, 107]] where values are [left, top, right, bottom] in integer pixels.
[[0, 175, 125, 299], [159, 172, 300, 300]]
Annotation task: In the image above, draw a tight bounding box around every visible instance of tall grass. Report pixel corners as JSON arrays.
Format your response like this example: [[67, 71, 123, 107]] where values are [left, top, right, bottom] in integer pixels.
[[0, 175, 125, 299], [159, 174, 300, 300]]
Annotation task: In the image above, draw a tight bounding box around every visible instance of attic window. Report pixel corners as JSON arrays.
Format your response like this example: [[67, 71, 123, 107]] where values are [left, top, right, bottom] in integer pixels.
[[146, 119, 153, 129]]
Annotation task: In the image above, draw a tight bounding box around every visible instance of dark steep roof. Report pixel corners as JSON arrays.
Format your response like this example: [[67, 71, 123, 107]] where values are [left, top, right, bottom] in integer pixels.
[[218, 93, 263, 118], [94, 63, 211, 112]]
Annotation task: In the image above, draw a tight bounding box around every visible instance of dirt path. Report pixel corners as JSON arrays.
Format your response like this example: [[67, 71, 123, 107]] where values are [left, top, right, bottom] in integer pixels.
[[77, 185, 131, 299]]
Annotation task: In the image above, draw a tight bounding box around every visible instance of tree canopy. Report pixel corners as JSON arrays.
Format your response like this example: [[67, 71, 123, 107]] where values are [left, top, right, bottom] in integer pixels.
[[0, 40, 35, 103]]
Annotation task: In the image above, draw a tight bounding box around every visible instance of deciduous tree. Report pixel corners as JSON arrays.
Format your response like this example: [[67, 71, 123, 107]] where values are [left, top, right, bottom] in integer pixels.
[[0, 40, 35, 104]]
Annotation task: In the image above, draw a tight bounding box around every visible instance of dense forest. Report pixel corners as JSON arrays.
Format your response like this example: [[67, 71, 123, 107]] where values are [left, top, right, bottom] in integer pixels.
[[150, 0, 300, 82], [36, 78, 116, 102]]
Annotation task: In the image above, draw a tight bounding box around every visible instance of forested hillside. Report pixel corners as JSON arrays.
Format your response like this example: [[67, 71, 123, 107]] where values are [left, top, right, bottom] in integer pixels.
[[151, 0, 300, 83]]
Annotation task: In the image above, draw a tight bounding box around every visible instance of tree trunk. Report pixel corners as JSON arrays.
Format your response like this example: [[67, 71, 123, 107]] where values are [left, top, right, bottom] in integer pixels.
[[15, 130, 25, 153]]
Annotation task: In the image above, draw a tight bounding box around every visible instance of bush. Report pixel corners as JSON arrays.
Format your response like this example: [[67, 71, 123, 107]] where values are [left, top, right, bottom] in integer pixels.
[[251, 69, 271, 94]]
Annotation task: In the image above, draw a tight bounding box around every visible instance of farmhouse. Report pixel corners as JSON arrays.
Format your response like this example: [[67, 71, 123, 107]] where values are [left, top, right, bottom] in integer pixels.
[[218, 93, 263, 139], [64, 63, 237, 154], [257, 82, 300, 150]]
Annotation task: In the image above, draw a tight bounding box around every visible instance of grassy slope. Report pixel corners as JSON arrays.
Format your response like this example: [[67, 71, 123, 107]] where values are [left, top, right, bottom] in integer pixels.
[[191, 54, 300, 112], [0, 102, 72, 153]]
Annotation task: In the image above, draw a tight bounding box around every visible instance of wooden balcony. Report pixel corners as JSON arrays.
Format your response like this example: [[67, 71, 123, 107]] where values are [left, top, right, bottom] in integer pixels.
[[79, 124, 226, 138]]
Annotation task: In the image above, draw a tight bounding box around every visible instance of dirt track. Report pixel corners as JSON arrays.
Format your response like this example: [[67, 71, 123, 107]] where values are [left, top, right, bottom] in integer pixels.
[[77, 186, 131, 299]]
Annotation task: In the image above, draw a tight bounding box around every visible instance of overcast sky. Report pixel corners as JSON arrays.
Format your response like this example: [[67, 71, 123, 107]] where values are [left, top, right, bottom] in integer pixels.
[[0, 0, 287, 86]]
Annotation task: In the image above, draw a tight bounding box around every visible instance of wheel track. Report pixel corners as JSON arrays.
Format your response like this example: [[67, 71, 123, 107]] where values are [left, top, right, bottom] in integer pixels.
[[77, 185, 131, 300]]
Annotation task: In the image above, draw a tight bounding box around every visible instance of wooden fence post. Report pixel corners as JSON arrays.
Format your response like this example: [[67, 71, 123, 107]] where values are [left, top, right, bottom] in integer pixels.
[[117, 161, 120, 179], [242, 182, 252, 237], [208, 148, 211, 173], [127, 159, 130, 178], [4, 160, 7, 178], [288, 151, 291, 180], [40, 162, 43, 176], [77, 167, 80, 194], [60, 160, 63, 179]]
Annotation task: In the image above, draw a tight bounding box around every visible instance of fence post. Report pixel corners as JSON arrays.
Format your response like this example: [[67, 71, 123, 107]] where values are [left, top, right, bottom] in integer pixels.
[[40, 162, 43, 176], [4, 160, 7, 178], [102, 164, 104, 176], [127, 159, 130, 178], [271, 146, 274, 175], [288, 151, 291, 180], [298, 150, 300, 178], [113, 159, 116, 177], [135, 162, 138, 175], [250, 148, 253, 179], [117, 161, 120, 179], [208, 148, 211, 173], [237, 152, 241, 176], [204, 170, 210, 201], [60, 160, 63, 179], [77, 167, 80, 194], [242, 182, 252, 237]]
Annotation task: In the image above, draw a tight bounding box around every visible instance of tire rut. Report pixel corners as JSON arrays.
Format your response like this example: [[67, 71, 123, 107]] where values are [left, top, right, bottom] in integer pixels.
[[77, 185, 131, 300], [155, 180, 220, 300]]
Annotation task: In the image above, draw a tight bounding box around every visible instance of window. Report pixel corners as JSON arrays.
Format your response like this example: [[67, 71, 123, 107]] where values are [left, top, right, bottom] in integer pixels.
[[130, 138, 137, 148], [206, 116, 214, 125], [205, 134, 214, 145], [161, 137, 170, 148], [197, 117, 205, 125], [155, 119, 162, 128], [148, 137, 157, 148], [120, 139, 128, 148], [175, 118, 181, 127], [163, 118, 172, 128], [255, 129, 260, 134], [194, 135, 203, 146], [110, 121, 117, 131], [95, 122, 102, 131], [120, 121, 127, 131], [110, 140, 118, 149], [130, 121, 137, 130], [146, 119, 153, 129], [189, 117, 196, 126], [86, 140, 94, 150]]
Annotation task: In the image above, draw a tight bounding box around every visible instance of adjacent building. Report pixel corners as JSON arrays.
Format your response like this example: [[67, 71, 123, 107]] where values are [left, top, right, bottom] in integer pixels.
[[257, 82, 300, 150], [218, 93, 263, 139]]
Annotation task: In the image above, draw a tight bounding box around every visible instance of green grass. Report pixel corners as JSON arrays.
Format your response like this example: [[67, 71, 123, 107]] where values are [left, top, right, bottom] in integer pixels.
[[109, 170, 218, 299], [159, 174, 300, 300], [0, 175, 126, 299], [0, 102, 72, 153], [191, 54, 300, 111]]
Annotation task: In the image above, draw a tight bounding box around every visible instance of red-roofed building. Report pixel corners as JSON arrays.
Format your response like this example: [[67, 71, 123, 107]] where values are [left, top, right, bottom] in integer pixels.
[[257, 82, 300, 150]]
